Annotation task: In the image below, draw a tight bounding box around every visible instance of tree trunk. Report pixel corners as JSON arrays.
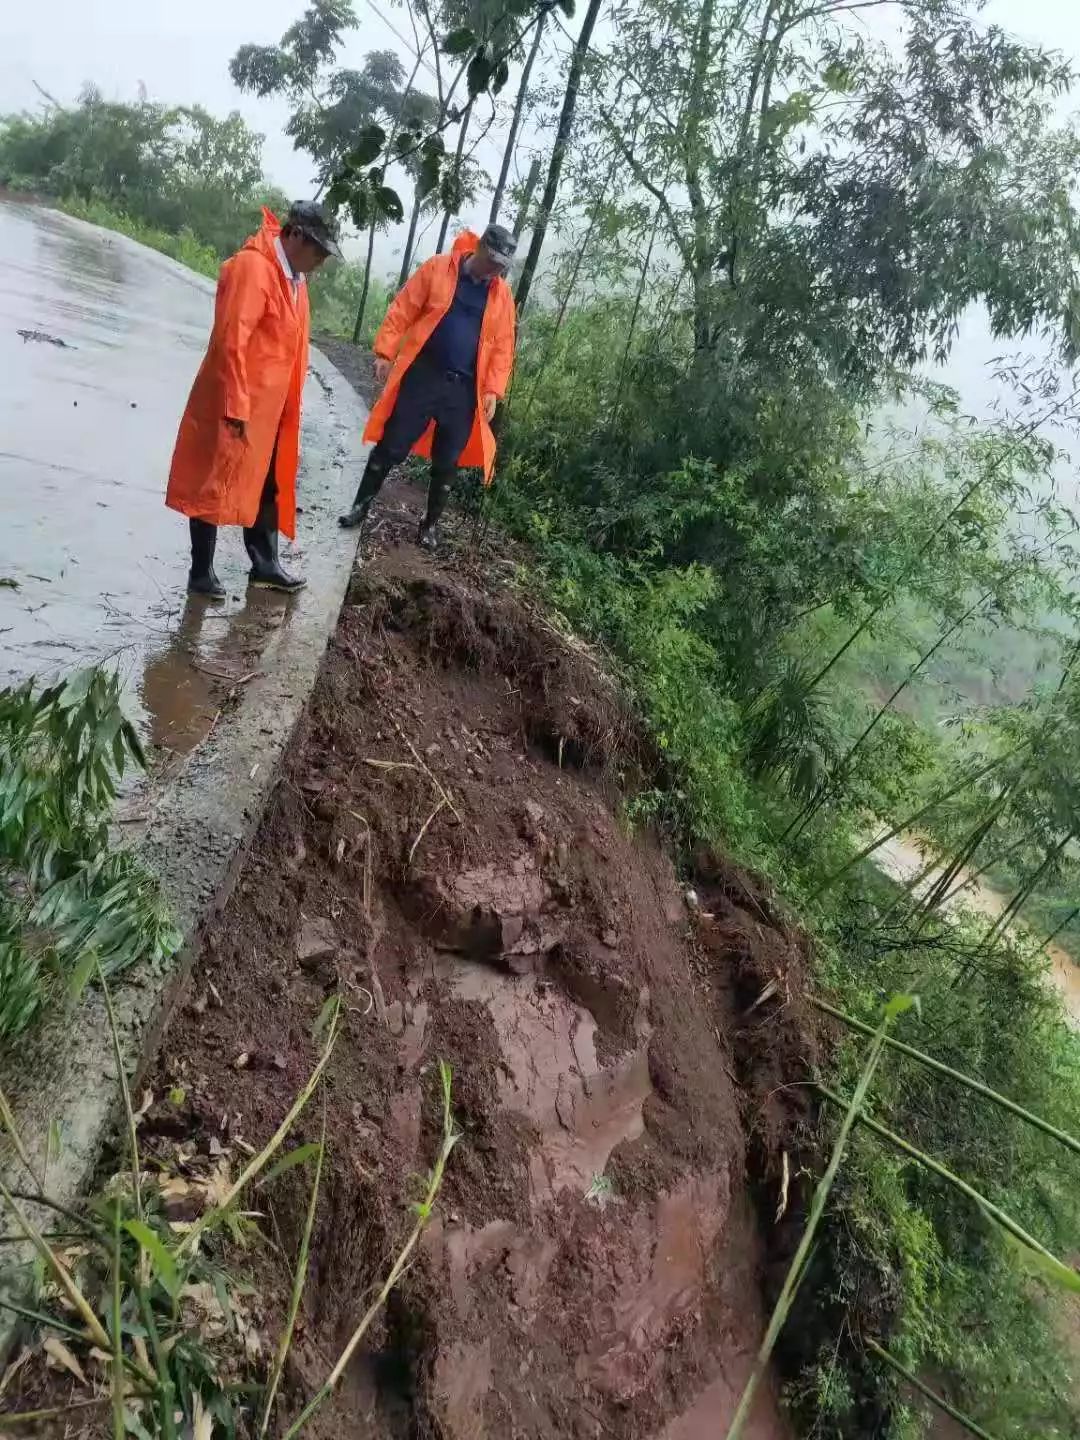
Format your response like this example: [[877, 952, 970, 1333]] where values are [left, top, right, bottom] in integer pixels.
[[489, 9, 547, 226], [398, 191, 424, 289], [514, 0, 603, 314], [351, 220, 379, 344], [610, 195, 663, 427], [436, 100, 473, 254], [520, 175, 609, 420], [512, 156, 541, 238], [684, 0, 718, 351], [354, 48, 424, 336]]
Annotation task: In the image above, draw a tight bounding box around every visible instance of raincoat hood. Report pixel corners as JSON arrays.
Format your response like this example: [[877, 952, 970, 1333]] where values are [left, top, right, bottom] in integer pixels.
[[452, 230, 480, 257], [241, 207, 283, 263]]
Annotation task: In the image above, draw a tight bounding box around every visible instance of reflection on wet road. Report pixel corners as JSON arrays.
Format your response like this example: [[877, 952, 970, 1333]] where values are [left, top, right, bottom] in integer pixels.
[[0, 199, 358, 759]]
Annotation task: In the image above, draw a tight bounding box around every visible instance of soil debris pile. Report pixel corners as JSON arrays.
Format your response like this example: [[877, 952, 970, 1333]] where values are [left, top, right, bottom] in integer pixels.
[[144, 499, 820, 1438]]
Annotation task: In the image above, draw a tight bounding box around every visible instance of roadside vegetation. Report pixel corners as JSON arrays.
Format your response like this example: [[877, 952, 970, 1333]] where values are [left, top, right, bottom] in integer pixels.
[[4, 0, 1080, 1433], [0, 670, 177, 1043]]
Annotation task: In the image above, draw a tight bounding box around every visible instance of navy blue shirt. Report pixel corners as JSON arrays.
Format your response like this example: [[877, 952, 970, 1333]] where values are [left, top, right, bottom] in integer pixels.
[[422, 264, 489, 377]]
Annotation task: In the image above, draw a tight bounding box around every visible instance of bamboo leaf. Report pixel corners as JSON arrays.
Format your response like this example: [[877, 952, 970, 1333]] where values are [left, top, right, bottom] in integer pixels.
[[124, 1220, 181, 1301], [257, 1142, 322, 1190]]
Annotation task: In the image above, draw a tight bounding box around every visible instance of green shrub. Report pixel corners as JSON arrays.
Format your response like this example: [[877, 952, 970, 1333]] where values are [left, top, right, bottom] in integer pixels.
[[0, 669, 179, 1039]]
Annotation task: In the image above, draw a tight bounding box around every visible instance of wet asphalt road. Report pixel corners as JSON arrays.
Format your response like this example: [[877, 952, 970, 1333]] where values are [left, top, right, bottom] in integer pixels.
[[0, 198, 362, 757]]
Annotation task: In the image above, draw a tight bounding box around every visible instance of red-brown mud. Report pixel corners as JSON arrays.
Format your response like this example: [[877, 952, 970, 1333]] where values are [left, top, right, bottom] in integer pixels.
[[135, 486, 822, 1438], [1, 454, 822, 1434]]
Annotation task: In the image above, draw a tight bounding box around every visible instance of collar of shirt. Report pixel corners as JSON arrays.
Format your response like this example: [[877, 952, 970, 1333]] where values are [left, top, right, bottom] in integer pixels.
[[274, 236, 306, 304]]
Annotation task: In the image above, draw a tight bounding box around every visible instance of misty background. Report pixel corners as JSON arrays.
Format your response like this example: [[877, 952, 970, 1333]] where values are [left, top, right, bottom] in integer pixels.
[[3, 0, 1079, 426]]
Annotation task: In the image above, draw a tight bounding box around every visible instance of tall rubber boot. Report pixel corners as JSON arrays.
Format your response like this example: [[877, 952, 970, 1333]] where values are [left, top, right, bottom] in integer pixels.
[[339, 455, 390, 530], [188, 519, 225, 599], [244, 481, 306, 593], [417, 468, 454, 552]]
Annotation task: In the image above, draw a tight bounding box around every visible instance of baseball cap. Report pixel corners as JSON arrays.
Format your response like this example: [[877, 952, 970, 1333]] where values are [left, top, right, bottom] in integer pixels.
[[287, 200, 343, 259], [480, 222, 517, 272]]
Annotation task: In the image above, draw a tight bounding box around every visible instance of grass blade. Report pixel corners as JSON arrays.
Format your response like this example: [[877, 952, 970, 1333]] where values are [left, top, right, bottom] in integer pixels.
[[124, 1219, 181, 1302], [257, 1142, 322, 1192]]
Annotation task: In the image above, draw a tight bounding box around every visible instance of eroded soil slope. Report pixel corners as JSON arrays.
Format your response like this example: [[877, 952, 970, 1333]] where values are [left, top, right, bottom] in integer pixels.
[[146, 494, 820, 1438]]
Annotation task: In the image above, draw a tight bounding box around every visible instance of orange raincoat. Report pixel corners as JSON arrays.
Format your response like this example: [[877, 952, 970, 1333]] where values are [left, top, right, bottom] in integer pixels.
[[363, 231, 516, 484], [166, 209, 309, 539]]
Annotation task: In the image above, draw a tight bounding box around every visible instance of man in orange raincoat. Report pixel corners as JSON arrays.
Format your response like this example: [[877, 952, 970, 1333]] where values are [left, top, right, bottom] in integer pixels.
[[338, 223, 517, 550], [166, 202, 341, 597]]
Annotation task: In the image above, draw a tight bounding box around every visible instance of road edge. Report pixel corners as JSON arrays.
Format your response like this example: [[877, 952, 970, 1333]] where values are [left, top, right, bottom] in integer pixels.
[[0, 339, 367, 1356]]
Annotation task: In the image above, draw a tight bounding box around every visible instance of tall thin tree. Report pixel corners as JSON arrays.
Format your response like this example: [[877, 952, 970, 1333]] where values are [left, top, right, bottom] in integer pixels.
[[489, 6, 548, 225], [514, 0, 602, 313]]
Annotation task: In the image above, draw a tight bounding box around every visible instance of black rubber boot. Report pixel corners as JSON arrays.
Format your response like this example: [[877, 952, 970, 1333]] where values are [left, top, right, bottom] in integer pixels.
[[417, 468, 453, 552], [188, 519, 225, 599], [338, 496, 373, 531], [339, 458, 388, 530], [244, 485, 306, 593]]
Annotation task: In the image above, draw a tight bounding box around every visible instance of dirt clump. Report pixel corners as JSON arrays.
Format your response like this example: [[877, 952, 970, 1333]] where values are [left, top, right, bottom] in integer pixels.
[[137, 488, 821, 1438]]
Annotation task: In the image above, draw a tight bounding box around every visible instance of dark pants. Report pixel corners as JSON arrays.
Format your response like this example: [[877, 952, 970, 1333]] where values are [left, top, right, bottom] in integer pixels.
[[353, 354, 476, 527], [189, 456, 279, 578]]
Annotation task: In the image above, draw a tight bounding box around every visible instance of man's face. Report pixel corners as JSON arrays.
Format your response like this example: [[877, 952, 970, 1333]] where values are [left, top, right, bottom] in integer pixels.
[[282, 230, 331, 275], [469, 242, 508, 282], [293, 237, 331, 275]]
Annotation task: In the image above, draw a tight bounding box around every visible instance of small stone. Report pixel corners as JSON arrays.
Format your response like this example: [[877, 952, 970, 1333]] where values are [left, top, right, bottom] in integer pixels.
[[424, 742, 441, 758], [296, 916, 337, 967], [602, 928, 618, 948], [272, 1053, 288, 1071], [233, 1052, 250, 1070], [385, 1001, 406, 1037]]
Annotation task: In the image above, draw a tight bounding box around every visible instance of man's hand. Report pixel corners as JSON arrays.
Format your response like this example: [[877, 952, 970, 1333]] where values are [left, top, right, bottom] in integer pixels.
[[482, 393, 497, 423], [224, 417, 246, 439], [374, 355, 392, 386]]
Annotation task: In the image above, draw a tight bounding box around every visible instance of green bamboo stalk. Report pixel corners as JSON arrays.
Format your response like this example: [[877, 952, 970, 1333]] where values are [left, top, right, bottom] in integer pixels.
[[110, 1196, 125, 1440], [978, 830, 1074, 954], [812, 745, 1028, 900], [819, 1086, 1080, 1287], [96, 958, 143, 1222], [864, 1338, 997, 1440], [260, 1109, 327, 1436], [178, 998, 341, 1259], [788, 589, 996, 844], [0, 1396, 112, 1426], [724, 996, 915, 1440], [137, 1280, 177, 1440], [283, 1061, 460, 1438], [811, 998, 1080, 1159], [1044, 905, 1080, 950]]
